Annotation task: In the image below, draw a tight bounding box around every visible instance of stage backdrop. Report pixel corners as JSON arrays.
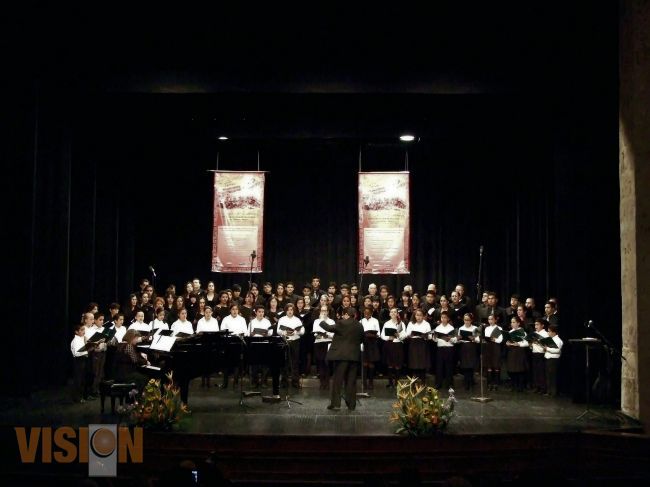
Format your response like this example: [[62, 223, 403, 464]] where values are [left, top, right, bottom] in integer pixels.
[[211, 171, 265, 273], [358, 171, 410, 274]]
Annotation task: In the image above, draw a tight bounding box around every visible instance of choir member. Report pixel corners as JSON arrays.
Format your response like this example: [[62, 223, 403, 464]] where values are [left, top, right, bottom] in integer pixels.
[[381, 308, 406, 389], [405, 309, 431, 384], [544, 324, 563, 396], [433, 311, 457, 390], [483, 313, 503, 390], [505, 316, 529, 392], [171, 308, 195, 336], [205, 281, 218, 308], [457, 313, 480, 391], [219, 304, 248, 389], [71, 320, 91, 403], [530, 318, 549, 394], [360, 306, 381, 390], [277, 303, 304, 389], [312, 305, 335, 389]]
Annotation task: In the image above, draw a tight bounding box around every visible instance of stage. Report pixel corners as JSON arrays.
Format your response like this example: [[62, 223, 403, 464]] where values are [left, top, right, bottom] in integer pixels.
[[2, 375, 649, 485]]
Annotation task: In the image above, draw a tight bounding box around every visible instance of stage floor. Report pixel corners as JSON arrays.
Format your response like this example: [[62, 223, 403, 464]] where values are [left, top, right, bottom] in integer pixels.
[[0, 375, 637, 436]]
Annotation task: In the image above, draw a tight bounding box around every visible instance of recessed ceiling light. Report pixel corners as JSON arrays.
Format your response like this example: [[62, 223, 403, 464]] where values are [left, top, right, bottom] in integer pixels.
[[400, 134, 415, 142], [218, 136, 228, 140]]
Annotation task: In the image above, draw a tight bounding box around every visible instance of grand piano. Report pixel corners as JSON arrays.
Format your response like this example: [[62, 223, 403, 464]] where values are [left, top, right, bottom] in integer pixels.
[[139, 332, 286, 403]]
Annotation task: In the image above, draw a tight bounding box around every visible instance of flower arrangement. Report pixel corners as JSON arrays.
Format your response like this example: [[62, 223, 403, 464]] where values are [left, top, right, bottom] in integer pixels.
[[118, 372, 191, 431], [390, 376, 456, 436]]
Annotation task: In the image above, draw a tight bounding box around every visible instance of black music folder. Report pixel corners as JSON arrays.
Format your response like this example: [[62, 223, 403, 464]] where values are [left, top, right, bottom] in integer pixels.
[[252, 327, 270, 336], [538, 336, 557, 348], [157, 329, 174, 336], [435, 330, 455, 339], [490, 327, 503, 339], [279, 324, 303, 332], [364, 330, 379, 338], [459, 329, 476, 341], [174, 332, 192, 338], [383, 327, 399, 337], [411, 330, 429, 338], [505, 329, 527, 342]]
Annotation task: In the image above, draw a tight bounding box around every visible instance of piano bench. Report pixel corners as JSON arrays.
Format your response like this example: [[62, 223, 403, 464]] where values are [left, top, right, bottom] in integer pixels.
[[100, 380, 137, 414]]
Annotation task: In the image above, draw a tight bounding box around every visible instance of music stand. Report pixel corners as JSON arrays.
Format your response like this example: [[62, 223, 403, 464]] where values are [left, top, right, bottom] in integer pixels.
[[471, 327, 493, 403], [356, 344, 370, 400], [571, 338, 603, 420], [235, 335, 260, 409], [279, 335, 302, 408]]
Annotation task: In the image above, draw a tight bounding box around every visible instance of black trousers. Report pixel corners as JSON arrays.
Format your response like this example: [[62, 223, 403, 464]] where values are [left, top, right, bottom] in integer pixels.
[[532, 353, 546, 392], [435, 347, 455, 390], [546, 358, 559, 396], [90, 351, 106, 393], [72, 356, 89, 401], [329, 360, 359, 409], [283, 339, 301, 385]]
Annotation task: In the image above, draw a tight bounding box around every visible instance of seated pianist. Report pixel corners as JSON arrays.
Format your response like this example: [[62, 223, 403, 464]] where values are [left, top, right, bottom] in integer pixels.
[[114, 329, 153, 390]]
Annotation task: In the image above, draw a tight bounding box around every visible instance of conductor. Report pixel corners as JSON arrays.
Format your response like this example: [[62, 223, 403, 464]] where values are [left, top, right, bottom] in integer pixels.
[[320, 307, 365, 411]]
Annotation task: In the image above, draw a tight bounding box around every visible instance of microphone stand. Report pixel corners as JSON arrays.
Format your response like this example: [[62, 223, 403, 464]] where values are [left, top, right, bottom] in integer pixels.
[[475, 246, 484, 303], [248, 253, 256, 292], [236, 334, 259, 409], [471, 324, 493, 403], [359, 258, 369, 301], [280, 334, 303, 408]]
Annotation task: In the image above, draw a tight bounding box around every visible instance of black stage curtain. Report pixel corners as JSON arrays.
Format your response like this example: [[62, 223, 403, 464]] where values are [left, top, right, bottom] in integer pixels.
[[4, 91, 620, 401]]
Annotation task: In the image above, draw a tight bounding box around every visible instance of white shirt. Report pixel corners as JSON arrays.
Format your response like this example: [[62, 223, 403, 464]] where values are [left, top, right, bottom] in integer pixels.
[[85, 325, 103, 339], [113, 325, 127, 343], [405, 321, 431, 339], [71, 335, 87, 357], [484, 324, 504, 344], [457, 324, 480, 343], [544, 335, 563, 359], [381, 320, 406, 343], [361, 317, 380, 334], [249, 317, 273, 336], [171, 319, 195, 336], [434, 323, 457, 347], [150, 319, 169, 332], [277, 315, 304, 341], [313, 317, 335, 343], [128, 321, 152, 333], [531, 329, 549, 354], [196, 316, 220, 332], [221, 314, 248, 336]]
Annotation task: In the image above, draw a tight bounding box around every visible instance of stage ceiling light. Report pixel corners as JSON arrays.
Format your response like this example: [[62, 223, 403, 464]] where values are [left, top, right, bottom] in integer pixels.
[[399, 134, 415, 142], [218, 136, 229, 140]]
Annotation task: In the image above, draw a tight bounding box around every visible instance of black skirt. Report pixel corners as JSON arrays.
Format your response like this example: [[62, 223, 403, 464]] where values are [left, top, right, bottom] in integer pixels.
[[459, 342, 479, 369], [314, 341, 330, 362], [383, 341, 404, 368], [483, 341, 502, 369], [363, 337, 381, 362], [506, 345, 528, 373], [407, 338, 429, 370]]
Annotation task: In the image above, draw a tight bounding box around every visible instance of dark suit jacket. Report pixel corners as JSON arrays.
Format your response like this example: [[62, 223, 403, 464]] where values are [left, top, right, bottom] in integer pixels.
[[321, 318, 364, 362]]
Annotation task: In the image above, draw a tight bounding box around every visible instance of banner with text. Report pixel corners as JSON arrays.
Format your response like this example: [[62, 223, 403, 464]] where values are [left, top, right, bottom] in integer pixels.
[[212, 171, 265, 273], [358, 172, 410, 274]]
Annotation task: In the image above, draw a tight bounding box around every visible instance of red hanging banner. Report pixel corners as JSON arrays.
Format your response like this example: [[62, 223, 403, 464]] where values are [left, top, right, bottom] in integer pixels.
[[358, 172, 410, 274], [211, 171, 265, 273]]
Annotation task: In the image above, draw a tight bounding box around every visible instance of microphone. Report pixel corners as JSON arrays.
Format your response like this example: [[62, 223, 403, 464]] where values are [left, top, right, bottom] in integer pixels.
[[148, 265, 156, 277], [585, 320, 593, 328], [364, 256, 370, 266], [251, 250, 257, 260], [479, 245, 484, 256]]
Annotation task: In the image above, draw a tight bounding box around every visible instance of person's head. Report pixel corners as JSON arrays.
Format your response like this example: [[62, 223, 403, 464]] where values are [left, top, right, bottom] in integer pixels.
[[510, 294, 521, 308], [350, 294, 358, 306], [185, 281, 193, 294], [544, 301, 557, 316], [510, 316, 522, 329], [403, 284, 413, 295], [427, 283, 437, 293], [144, 285, 155, 297], [166, 284, 176, 295], [188, 292, 198, 304], [482, 292, 488, 303], [450, 291, 460, 305], [295, 297, 305, 311], [516, 305, 526, 319], [463, 313, 473, 326], [328, 282, 337, 295], [123, 329, 141, 345], [204, 306, 213, 319], [225, 289, 233, 301], [302, 284, 312, 297], [311, 276, 320, 290], [350, 284, 359, 296], [114, 313, 125, 327], [108, 302, 120, 316], [268, 296, 278, 310], [339, 294, 351, 308], [389, 307, 399, 321], [83, 312, 95, 327], [141, 292, 150, 305], [368, 283, 377, 296], [179, 308, 188, 321], [455, 284, 465, 297], [372, 297, 380, 309], [487, 292, 498, 307], [439, 295, 449, 308], [387, 295, 396, 308], [534, 318, 548, 332], [155, 307, 165, 320], [134, 311, 144, 323], [341, 307, 352, 319], [414, 308, 425, 323], [548, 324, 559, 336], [320, 305, 329, 318], [93, 312, 105, 327], [153, 296, 165, 309], [232, 284, 242, 297], [139, 278, 149, 291], [319, 294, 328, 306], [488, 314, 497, 326], [192, 278, 201, 292], [286, 282, 295, 295], [207, 281, 215, 293], [244, 292, 255, 305], [251, 284, 259, 297], [129, 294, 138, 307], [363, 306, 373, 319], [340, 284, 350, 296], [425, 291, 435, 304], [440, 310, 450, 324], [363, 295, 372, 308], [85, 302, 99, 314], [165, 292, 175, 305], [276, 282, 285, 296], [285, 303, 295, 317], [229, 304, 239, 317], [175, 296, 185, 309], [219, 291, 229, 304], [411, 293, 420, 306], [255, 304, 265, 319], [401, 292, 410, 305], [327, 292, 335, 304], [198, 297, 206, 310], [379, 285, 389, 300], [525, 297, 536, 309], [74, 323, 85, 336]]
